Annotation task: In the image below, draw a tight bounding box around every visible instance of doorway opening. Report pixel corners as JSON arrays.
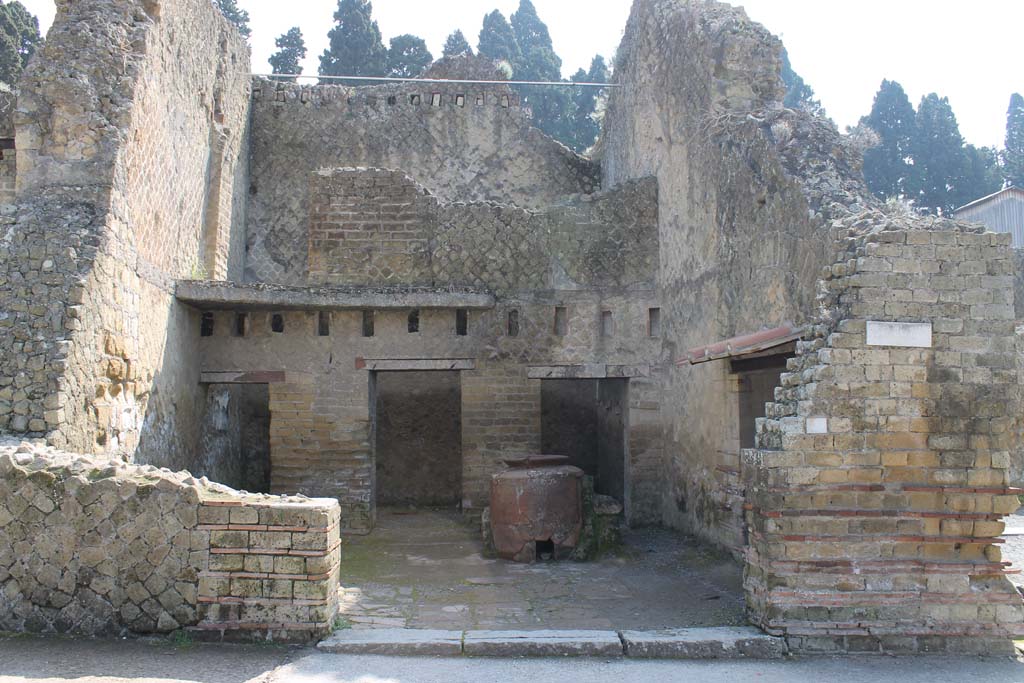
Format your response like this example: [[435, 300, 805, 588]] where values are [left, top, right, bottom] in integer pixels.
[[540, 378, 628, 501], [371, 370, 462, 507]]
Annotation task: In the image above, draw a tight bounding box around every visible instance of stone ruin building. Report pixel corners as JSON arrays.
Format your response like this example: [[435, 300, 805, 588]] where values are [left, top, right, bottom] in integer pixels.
[[0, 0, 1022, 655]]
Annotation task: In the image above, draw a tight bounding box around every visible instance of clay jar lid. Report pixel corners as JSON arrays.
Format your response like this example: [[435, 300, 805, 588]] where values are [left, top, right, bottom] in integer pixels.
[[502, 454, 570, 469]]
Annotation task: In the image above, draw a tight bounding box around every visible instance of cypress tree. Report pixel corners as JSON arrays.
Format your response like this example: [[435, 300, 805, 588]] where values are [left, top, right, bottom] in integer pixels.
[[0, 1, 39, 86], [269, 27, 307, 82], [1005, 93, 1024, 188], [509, 0, 572, 146], [477, 10, 520, 66], [568, 55, 608, 153], [780, 48, 821, 114], [387, 34, 433, 79], [912, 93, 969, 215], [442, 30, 473, 58], [213, 0, 251, 39], [860, 80, 917, 200], [960, 144, 1002, 204], [319, 0, 387, 81]]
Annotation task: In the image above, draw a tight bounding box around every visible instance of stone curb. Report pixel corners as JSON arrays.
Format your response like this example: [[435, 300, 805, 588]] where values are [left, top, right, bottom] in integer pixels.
[[317, 627, 788, 659]]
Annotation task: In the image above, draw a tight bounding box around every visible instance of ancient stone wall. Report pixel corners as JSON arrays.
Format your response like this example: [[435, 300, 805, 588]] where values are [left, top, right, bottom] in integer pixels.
[[743, 223, 1024, 653], [307, 168, 657, 294], [0, 0, 251, 477], [245, 81, 599, 284], [0, 438, 340, 641], [602, 0, 848, 549]]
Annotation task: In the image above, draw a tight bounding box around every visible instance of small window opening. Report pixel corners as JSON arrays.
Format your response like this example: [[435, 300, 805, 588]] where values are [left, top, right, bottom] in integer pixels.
[[362, 310, 375, 337], [234, 312, 248, 337], [430, 93, 442, 107], [271, 313, 284, 333], [201, 312, 214, 337], [387, 95, 397, 106], [410, 94, 421, 105], [318, 311, 331, 337], [500, 95, 510, 108], [554, 307, 568, 337], [408, 310, 420, 333], [456, 309, 468, 336], [507, 310, 520, 337], [455, 94, 465, 108], [601, 310, 613, 338], [476, 94, 485, 106], [648, 308, 661, 338]]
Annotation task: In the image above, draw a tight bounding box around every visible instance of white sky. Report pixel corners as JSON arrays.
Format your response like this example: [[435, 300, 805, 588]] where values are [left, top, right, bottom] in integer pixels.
[[19, 0, 1024, 149]]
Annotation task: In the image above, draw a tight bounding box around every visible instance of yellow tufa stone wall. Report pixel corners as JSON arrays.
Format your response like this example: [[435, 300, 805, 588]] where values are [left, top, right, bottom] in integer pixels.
[[743, 226, 1024, 654]]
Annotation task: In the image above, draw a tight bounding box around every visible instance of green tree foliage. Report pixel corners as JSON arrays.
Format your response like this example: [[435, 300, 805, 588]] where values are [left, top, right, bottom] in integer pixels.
[[509, 0, 573, 146], [269, 27, 307, 82], [477, 10, 520, 66], [911, 94, 971, 215], [442, 30, 473, 58], [0, 1, 40, 86], [861, 80, 917, 200], [214, 0, 251, 39], [780, 48, 821, 115], [1005, 93, 1024, 188], [961, 144, 1003, 202], [387, 34, 433, 79], [568, 55, 609, 153], [319, 0, 387, 81]]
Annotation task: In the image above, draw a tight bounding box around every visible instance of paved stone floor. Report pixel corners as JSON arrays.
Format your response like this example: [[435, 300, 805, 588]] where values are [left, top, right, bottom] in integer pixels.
[[336, 508, 746, 631]]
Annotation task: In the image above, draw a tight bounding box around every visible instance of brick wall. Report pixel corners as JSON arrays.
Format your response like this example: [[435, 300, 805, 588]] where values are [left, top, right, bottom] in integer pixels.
[[245, 80, 599, 284], [743, 226, 1024, 654], [0, 438, 339, 641], [306, 168, 658, 296]]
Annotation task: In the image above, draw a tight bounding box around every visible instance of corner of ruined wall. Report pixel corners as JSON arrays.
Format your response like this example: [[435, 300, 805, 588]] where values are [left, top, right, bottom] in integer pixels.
[[600, 0, 846, 548], [0, 437, 339, 640], [742, 219, 1024, 654], [0, 0, 253, 476]]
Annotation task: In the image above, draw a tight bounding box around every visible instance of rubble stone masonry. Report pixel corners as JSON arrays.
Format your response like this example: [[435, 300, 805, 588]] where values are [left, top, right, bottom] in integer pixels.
[[743, 224, 1024, 653], [0, 438, 340, 640]]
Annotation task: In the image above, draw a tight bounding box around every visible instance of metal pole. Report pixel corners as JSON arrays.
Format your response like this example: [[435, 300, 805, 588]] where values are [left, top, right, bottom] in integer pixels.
[[251, 73, 619, 88]]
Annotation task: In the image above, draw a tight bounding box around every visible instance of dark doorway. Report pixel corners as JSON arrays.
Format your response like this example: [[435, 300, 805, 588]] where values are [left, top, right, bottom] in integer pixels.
[[199, 383, 271, 493], [540, 378, 628, 501], [373, 371, 462, 506]]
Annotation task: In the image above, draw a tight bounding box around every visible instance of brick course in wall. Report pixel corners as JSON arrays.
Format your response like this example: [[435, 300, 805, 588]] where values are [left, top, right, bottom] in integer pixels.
[[743, 226, 1024, 654]]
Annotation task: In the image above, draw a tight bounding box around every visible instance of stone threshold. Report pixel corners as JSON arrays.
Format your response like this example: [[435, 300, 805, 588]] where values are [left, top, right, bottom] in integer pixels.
[[317, 627, 787, 659]]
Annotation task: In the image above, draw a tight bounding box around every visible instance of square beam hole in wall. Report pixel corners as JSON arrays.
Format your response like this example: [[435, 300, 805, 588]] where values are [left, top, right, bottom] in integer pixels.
[[271, 313, 284, 334], [476, 94, 485, 106], [318, 311, 331, 337], [455, 94, 465, 108], [508, 309, 520, 337], [201, 312, 214, 337], [648, 308, 661, 337], [408, 309, 420, 333], [554, 306, 568, 337], [410, 94, 421, 105], [430, 93, 442, 107], [362, 310, 375, 337], [234, 312, 248, 337], [601, 310, 613, 338], [456, 309, 468, 336], [387, 95, 397, 106]]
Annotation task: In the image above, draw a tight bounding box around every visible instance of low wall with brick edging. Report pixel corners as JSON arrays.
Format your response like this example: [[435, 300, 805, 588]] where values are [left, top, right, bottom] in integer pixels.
[[0, 438, 340, 640]]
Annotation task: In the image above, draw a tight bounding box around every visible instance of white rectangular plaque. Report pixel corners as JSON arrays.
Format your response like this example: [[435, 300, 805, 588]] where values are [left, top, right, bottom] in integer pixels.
[[865, 321, 932, 348], [806, 417, 829, 434]]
